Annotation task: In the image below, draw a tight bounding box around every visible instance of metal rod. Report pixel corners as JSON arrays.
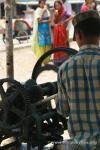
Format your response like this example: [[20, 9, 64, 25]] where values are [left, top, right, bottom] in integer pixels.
[[33, 94, 57, 107]]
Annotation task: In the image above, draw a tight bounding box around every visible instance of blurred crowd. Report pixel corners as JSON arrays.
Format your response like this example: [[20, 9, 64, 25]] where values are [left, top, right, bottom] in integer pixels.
[[31, 0, 100, 66]]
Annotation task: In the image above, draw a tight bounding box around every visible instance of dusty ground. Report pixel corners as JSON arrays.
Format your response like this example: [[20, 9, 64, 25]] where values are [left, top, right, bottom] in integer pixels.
[[0, 41, 78, 83], [0, 47, 35, 82]]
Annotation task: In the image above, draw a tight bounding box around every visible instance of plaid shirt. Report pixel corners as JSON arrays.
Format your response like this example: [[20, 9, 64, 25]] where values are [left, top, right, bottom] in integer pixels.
[[56, 45, 100, 150]]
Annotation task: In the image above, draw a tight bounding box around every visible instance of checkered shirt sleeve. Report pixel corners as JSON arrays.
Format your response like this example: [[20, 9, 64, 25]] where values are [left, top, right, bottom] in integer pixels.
[[56, 64, 70, 117]]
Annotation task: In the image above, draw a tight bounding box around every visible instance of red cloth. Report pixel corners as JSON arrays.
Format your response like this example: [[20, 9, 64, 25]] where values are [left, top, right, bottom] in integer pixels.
[[53, 24, 68, 64], [53, 24, 67, 48], [80, 4, 89, 12], [52, 5, 70, 66]]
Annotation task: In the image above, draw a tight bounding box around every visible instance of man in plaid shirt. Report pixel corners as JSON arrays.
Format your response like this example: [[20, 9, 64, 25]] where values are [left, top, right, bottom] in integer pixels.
[[56, 10, 100, 150]]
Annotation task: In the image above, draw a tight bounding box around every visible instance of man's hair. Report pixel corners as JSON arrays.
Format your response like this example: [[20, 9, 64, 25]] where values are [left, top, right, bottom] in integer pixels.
[[75, 18, 100, 37]]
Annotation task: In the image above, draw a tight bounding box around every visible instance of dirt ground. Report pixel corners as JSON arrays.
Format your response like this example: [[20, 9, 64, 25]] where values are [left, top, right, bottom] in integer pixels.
[[0, 47, 35, 82], [0, 41, 78, 83]]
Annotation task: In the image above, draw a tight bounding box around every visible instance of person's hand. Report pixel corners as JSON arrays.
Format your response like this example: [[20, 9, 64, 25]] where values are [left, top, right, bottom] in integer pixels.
[[44, 5, 47, 9], [64, 16, 73, 25], [43, 5, 47, 12], [54, 9, 58, 16]]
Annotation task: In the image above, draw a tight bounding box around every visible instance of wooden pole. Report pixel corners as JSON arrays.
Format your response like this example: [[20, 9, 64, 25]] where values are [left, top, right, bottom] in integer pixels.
[[5, 0, 14, 79], [12, 0, 17, 17]]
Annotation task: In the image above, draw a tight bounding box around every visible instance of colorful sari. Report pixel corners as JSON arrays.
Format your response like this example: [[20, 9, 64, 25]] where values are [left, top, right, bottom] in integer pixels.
[[80, 4, 89, 12], [32, 7, 51, 64], [80, 2, 95, 12], [53, 7, 71, 66]]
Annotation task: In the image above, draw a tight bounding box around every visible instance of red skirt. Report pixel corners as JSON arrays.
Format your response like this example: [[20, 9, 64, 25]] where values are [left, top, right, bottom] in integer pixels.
[[53, 24, 69, 66]]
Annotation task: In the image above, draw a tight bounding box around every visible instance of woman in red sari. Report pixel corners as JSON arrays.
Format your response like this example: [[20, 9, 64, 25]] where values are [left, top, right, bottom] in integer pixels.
[[52, 0, 72, 66]]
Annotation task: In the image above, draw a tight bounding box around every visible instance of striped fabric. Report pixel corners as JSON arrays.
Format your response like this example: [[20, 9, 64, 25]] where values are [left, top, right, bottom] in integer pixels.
[[56, 45, 100, 150]]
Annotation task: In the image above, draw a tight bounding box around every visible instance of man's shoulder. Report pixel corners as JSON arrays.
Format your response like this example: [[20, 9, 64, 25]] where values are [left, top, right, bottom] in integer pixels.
[[60, 55, 77, 70]]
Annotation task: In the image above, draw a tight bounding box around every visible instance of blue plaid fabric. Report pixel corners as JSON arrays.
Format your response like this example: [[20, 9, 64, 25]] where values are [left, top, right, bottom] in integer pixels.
[[56, 45, 100, 150]]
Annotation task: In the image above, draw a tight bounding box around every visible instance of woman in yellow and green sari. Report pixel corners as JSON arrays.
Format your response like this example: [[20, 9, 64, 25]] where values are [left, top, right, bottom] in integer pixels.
[[32, 0, 51, 64]]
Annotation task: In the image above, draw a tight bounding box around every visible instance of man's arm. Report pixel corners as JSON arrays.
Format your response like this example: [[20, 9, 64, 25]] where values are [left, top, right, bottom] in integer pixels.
[[56, 67, 70, 118]]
